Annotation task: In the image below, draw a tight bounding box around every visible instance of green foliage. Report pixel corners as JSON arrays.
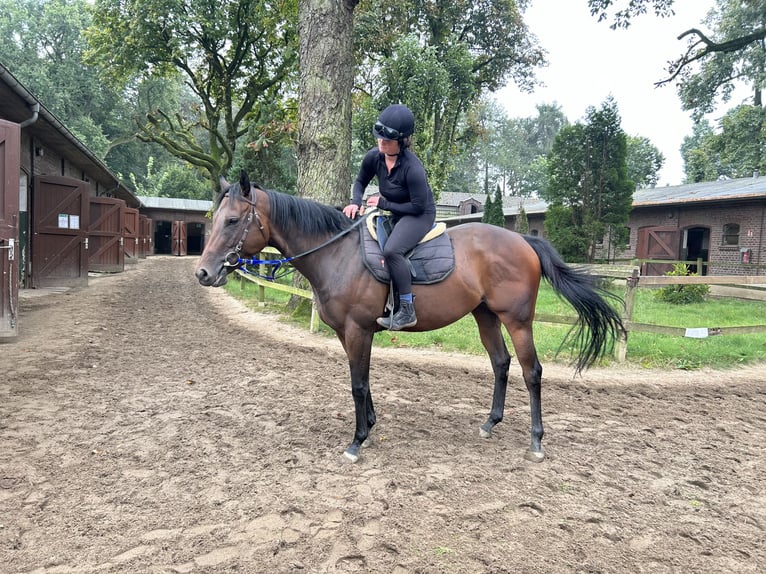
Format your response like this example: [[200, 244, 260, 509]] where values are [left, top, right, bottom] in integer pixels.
[[481, 193, 493, 224], [481, 185, 504, 227], [682, 106, 766, 182], [626, 135, 664, 188], [515, 203, 530, 234], [654, 264, 711, 305], [589, 0, 765, 122], [543, 97, 633, 262], [543, 204, 590, 262], [85, 0, 299, 183], [353, 0, 546, 194]]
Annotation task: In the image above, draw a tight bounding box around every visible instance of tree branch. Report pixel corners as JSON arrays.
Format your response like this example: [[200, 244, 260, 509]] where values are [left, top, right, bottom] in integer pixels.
[[656, 26, 766, 87]]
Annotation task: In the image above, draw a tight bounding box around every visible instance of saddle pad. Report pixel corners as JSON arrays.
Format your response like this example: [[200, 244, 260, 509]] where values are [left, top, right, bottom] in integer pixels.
[[360, 223, 455, 285]]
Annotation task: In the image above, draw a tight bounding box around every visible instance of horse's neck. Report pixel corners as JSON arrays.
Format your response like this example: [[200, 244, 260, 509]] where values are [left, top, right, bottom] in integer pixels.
[[269, 231, 355, 289]]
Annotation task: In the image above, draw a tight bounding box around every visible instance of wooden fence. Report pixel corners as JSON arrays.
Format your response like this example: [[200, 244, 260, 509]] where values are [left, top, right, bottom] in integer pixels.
[[232, 252, 766, 361], [581, 262, 766, 361]]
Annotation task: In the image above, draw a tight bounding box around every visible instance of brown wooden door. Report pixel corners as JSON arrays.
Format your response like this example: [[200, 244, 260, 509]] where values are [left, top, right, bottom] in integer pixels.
[[172, 220, 187, 256], [32, 175, 89, 288], [139, 215, 151, 258], [88, 197, 125, 272], [0, 120, 20, 337], [123, 207, 140, 264], [637, 226, 679, 276]]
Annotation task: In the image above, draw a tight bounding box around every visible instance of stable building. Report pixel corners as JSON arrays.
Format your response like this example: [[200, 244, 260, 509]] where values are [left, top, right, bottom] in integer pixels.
[[137, 196, 212, 256]]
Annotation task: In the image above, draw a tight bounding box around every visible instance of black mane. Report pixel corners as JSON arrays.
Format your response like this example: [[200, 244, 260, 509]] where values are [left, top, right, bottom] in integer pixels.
[[265, 189, 352, 237], [216, 181, 352, 236]]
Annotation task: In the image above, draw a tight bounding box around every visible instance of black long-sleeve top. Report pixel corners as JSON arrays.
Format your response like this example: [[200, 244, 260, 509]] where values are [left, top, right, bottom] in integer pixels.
[[352, 148, 436, 218]]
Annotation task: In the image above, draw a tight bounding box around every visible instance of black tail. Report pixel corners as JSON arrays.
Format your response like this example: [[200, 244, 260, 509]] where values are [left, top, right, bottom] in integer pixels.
[[524, 236, 627, 373]]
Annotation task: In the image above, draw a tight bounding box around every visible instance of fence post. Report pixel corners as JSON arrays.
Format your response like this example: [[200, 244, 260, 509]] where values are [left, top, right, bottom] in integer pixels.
[[615, 268, 639, 362]]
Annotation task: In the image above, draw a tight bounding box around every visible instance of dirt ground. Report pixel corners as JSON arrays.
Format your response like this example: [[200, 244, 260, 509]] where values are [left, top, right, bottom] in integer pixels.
[[1, 256, 765, 574]]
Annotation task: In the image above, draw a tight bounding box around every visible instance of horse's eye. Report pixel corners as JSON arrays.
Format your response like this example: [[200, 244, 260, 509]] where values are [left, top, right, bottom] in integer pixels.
[[226, 217, 239, 226]]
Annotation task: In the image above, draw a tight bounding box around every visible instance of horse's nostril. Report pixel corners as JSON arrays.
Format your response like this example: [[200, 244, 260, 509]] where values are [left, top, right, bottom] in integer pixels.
[[195, 268, 208, 280]]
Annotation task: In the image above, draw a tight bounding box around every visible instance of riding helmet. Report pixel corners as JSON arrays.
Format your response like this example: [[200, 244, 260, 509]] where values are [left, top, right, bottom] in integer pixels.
[[373, 104, 415, 141]]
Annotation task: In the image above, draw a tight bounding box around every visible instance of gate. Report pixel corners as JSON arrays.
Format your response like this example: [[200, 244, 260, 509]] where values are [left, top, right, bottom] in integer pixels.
[[123, 207, 140, 264], [31, 175, 89, 288], [172, 220, 187, 256], [637, 226, 679, 276], [88, 196, 125, 272], [0, 120, 20, 338]]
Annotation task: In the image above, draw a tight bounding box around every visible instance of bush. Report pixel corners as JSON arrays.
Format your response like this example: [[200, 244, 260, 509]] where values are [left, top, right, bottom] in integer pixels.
[[654, 263, 710, 304]]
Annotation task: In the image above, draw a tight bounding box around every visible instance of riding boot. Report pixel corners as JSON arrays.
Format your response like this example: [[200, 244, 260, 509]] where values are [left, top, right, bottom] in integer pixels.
[[376, 308, 393, 330], [385, 300, 417, 331]]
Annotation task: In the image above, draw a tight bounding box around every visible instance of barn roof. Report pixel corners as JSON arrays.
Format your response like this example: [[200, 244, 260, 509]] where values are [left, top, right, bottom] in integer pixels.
[[138, 196, 213, 212], [632, 175, 766, 206], [0, 62, 140, 208]]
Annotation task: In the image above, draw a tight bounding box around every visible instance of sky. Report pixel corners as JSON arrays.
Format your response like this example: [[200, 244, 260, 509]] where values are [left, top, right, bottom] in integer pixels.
[[495, 0, 751, 187]]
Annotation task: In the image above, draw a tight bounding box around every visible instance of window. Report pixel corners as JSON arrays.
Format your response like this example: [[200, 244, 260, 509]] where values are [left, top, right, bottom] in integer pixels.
[[722, 223, 740, 246]]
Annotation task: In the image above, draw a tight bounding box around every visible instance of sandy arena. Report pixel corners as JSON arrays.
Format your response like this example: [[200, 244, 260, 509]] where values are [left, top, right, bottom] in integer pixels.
[[1, 256, 764, 573]]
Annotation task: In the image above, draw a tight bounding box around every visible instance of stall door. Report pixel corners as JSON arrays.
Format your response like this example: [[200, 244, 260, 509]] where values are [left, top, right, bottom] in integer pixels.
[[123, 207, 140, 264], [172, 220, 187, 256], [88, 196, 125, 272], [637, 226, 679, 276], [0, 120, 20, 337], [32, 175, 89, 288]]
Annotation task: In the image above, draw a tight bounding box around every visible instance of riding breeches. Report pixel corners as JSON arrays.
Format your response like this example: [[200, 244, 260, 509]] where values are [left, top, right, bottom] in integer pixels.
[[383, 214, 436, 294]]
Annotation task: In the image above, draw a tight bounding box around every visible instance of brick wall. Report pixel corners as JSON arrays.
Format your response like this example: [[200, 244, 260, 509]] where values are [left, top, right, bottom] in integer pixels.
[[506, 201, 765, 275]]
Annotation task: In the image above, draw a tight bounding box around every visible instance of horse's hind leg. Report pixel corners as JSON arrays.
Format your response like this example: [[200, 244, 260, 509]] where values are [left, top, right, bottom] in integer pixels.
[[506, 322, 545, 462], [473, 306, 512, 439]]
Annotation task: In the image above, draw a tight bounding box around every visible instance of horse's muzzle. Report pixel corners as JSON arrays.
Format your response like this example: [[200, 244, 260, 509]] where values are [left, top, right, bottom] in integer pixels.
[[195, 265, 229, 287]]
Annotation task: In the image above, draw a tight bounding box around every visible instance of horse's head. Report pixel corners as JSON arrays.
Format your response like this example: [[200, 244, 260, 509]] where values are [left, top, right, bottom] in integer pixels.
[[195, 170, 269, 287]]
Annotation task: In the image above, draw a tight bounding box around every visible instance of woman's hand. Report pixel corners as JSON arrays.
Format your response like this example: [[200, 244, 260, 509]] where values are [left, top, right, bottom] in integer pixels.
[[343, 204, 360, 219], [366, 196, 380, 208]]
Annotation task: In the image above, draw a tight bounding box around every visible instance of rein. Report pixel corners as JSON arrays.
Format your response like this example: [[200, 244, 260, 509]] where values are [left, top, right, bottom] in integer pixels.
[[222, 189, 369, 281]]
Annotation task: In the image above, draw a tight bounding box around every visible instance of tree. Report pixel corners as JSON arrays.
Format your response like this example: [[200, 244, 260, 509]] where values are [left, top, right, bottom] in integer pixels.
[[481, 186, 504, 226], [681, 105, 766, 181], [515, 202, 530, 234], [353, 0, 546, 193], [543, 97, 633, 262], [0, 0, 120, 156], [588, 0, 766, 119], [297, 0, 359, 205], [681, 120, 717, 182], [85, 0, 298, 193], [482, 193, 494, 224], [494, 103, 568, 197], [626, 135, 665, 188]]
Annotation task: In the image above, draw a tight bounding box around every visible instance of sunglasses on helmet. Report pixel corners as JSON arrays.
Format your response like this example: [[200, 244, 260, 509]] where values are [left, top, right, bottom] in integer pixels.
[[373, 122, 402, 140]]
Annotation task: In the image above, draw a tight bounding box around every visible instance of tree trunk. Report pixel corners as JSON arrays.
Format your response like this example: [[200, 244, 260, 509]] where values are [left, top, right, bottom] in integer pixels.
[[297, 0, 359, 206]]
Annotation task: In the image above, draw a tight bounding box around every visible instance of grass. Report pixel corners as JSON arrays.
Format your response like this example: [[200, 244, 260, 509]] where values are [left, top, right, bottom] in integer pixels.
[[224, 275, 766, 371]]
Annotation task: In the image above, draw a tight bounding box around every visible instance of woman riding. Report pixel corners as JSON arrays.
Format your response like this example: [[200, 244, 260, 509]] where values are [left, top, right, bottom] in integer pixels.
[[343, 104, 436, 330]]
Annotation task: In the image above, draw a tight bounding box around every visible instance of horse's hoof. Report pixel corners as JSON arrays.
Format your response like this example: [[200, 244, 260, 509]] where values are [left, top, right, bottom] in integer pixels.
[[342, 451, 359, 464], [343, 446, 360, 464], [524, 449, 545, 463], [479, 420, 495, 439]]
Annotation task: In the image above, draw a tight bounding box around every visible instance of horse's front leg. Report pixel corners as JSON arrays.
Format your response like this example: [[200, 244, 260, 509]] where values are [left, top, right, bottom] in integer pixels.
[[337, 327, 376, 463]]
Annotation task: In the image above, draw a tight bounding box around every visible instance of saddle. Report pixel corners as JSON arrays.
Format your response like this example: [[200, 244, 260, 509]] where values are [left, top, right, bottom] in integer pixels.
[[360, 212, 455, 285]]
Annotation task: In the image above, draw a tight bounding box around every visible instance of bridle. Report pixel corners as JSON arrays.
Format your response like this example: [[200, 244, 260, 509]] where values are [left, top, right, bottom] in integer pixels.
[[221, 185, 369, 280], [222, 189, 265, 270]]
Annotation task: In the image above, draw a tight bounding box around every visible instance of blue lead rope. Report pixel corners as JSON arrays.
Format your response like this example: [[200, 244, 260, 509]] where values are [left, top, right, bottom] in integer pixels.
[[237, 256, 295, 281], [234, 212, 371, 281]]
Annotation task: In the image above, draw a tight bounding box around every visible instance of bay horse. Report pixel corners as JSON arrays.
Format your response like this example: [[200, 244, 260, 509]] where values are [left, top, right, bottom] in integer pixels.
[[195, 172, 626, 463]]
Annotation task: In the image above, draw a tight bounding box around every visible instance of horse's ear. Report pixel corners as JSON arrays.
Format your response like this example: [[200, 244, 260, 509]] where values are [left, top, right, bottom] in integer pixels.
[[219, 176, 230, 193], [239, 170, 251, 198]]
